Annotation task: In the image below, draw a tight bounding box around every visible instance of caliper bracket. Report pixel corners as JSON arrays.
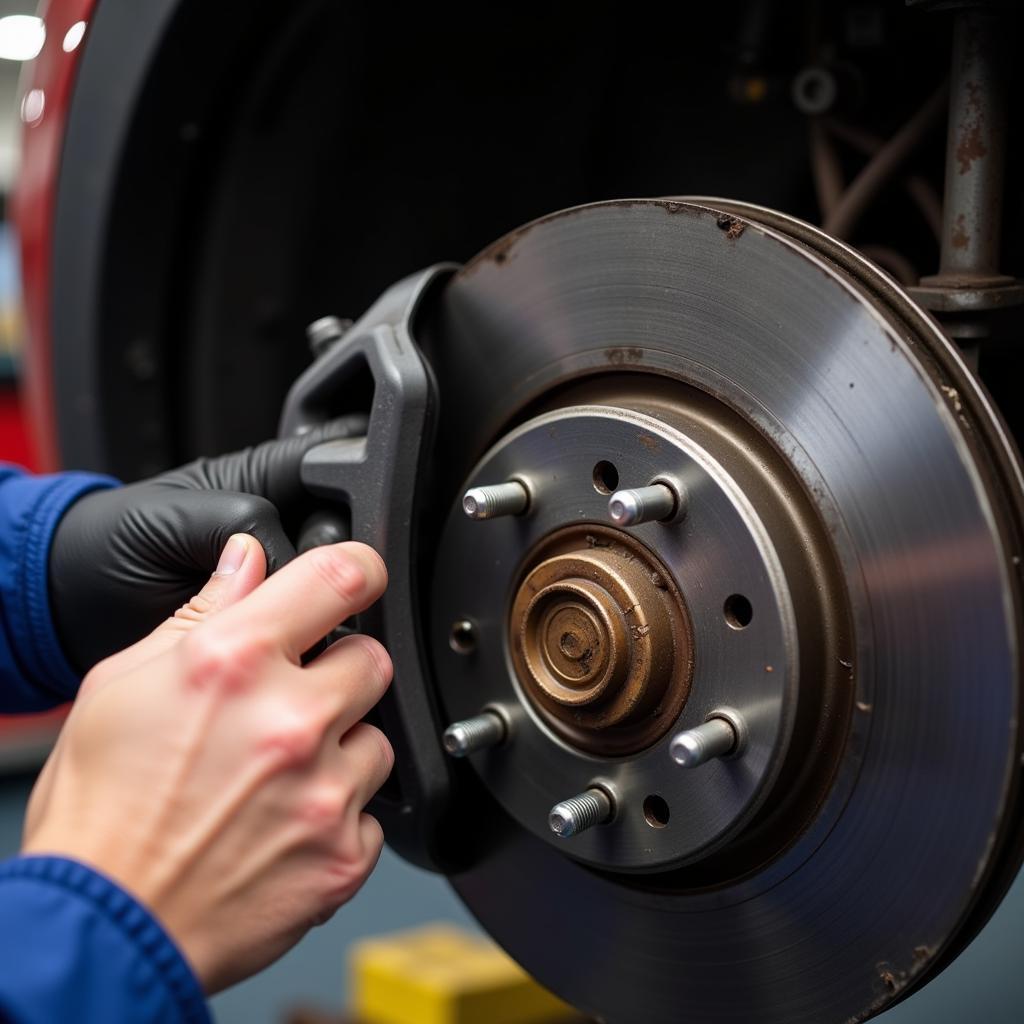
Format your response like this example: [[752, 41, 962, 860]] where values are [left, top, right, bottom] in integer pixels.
[[278, 265, 455, 871]]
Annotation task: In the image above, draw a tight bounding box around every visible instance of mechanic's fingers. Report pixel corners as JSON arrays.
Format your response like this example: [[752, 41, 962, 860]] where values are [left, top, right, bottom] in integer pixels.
[[194, 492, 297, 577], [245, 416, 370, 507], [171, 416, 369, 503], [305, 634, 393, 730], [219, 542, 387, 662], [353, 812, 385, 877], [233, 504, 297, 577], [169, 534, 268, 626], [91, 536, 269, 681], [331, 722, 395, 815], [315, 812, 385, 925]]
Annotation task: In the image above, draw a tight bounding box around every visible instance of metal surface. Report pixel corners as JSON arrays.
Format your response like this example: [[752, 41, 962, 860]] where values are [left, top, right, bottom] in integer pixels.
[[507, 522, 694, 757], [912, 7, 1021, 316], [279, 265, 459, 871], [607, 482, 677, 526], [442, 711, 507, 758], [462, 480, 530, 520], [306, 315, 353, 358], [423, 199, 1024, 1023], [549, 788, 614, 839], [929, 9, 1007, 283], [669, 714, 740, 769], [431, 400, 846, 872]]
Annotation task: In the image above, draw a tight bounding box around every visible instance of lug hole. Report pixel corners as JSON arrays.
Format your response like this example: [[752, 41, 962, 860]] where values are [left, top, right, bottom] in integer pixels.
[[643, 794, 670, 828], [449, 619, 477, 654], [592, 460, 619, 495], [723, 594, 753, 630]]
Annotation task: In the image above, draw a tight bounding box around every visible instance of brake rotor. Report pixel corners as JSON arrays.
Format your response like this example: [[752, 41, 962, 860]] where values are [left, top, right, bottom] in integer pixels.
[[419, 199, 1024, 1023]]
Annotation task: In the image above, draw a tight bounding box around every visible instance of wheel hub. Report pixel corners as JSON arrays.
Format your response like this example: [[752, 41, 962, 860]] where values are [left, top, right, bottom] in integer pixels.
[[510, 524, 692, 754], [432, 390, 850, 873]]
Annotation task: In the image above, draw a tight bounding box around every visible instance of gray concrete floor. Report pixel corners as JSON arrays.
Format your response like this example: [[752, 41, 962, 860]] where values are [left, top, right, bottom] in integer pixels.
[[1, 770, 1021, 1023]]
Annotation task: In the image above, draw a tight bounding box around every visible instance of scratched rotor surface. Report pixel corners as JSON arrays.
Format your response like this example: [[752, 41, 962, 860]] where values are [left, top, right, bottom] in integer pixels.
[[421, 199, 1024, 1024]]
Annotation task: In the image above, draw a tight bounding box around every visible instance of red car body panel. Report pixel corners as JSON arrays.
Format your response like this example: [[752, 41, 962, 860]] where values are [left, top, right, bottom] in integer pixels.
[[13, 0, 97, 472]]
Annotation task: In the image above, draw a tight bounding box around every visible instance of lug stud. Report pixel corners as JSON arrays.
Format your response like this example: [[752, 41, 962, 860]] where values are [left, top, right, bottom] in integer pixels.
[[442, 710, 507, 757], [608, 482, 678, 526], [669, 711, 746, 768], [549, 787, 614, 838], [463, 480, 530, 520]]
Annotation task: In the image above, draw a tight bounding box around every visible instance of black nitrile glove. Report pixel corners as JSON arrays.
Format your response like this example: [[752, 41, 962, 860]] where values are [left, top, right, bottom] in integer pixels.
[[49, 417, 365, 674]]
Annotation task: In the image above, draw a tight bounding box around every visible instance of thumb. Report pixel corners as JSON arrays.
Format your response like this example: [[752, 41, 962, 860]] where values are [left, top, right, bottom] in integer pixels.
[[160, 533, 268, 636], [82, 536, 269, 691]]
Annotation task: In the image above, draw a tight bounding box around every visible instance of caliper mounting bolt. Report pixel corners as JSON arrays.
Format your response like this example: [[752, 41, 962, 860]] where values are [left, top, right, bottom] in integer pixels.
[[463, 480, 530, 520]]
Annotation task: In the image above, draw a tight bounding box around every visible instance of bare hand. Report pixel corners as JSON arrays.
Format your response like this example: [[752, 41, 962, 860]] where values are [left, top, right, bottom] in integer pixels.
[[23, 537, 393, 993]]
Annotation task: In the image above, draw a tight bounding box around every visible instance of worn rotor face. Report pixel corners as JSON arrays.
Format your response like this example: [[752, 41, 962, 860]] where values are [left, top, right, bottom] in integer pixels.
[[423, 200, 1023, 1024]]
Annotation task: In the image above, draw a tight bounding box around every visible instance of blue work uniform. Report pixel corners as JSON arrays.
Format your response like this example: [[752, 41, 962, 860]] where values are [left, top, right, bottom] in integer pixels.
[[0, 466, 211, 1024]]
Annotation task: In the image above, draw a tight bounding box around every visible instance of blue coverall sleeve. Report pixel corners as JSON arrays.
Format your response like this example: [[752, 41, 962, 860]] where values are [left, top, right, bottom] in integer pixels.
[[0, 466, 211, 1022], [0, 464, 118, 711], [0, 856, 211, 1024]]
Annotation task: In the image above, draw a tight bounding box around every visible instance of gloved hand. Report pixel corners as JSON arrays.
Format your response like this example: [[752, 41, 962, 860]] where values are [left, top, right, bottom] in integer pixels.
[[49, 417, 364, 674]]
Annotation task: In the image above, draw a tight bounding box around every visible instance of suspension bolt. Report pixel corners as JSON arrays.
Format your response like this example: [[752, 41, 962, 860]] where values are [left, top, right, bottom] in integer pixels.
[[442, 709, 507, 757], [549, 787, 614, 838], [608, 481, 681, 526], [669, 710, 746, 768], [306, 315, 353, 358], [463, 480, 530, 520]]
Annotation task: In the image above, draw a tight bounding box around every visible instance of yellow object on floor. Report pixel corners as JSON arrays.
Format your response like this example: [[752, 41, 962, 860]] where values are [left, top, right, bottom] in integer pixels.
[[350, 924, 578, 1024]]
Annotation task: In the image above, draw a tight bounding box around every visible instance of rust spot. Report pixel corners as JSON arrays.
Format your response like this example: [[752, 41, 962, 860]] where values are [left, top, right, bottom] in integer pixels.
[[912, 946, 931, 966], [956, 82, 988, 174], [951, 213, 970, 250], [489, 236, 515, 266], [639, 433, 659, 452], [877, 963, 901, 993], [941, 384, 963, 414], [606, 347, 644, 366], [716, 213, 746, 240]]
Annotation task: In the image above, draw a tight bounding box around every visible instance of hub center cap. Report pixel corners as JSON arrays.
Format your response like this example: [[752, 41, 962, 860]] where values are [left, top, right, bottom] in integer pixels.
[[511, 526, 692, 754]]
